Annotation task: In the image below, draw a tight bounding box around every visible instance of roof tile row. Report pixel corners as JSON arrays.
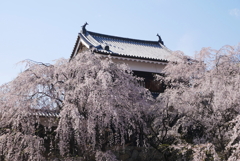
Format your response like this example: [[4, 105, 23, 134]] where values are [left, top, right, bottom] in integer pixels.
[[79, 30, 172, 62]]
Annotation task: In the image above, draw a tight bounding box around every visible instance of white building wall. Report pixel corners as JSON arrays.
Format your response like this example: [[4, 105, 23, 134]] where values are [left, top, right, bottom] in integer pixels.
[[112, 59, 166, 73], [96, 53, 167, 73]]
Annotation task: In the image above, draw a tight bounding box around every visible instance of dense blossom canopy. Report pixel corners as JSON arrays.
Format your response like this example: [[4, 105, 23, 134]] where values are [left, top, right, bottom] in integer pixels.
[[0, 44, 240, 160], [157, 44, 240, 160], [0, 51, 154, 160]]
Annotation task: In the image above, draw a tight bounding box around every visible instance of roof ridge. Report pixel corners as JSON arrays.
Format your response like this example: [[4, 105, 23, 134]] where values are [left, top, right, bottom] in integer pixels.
[[88, 31, 159, 44]]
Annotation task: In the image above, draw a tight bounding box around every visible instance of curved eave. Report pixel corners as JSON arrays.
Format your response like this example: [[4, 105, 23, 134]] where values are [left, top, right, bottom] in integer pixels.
[[70, 35, 80, 59], [78, 33, 94, 48], [71, 32, 95, 59], [93, 49, 169, 63]]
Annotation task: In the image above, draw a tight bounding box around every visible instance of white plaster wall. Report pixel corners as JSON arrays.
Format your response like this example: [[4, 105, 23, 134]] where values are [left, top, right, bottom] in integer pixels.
[[112, 59, 166, 73], [95, 53, 167, 73]]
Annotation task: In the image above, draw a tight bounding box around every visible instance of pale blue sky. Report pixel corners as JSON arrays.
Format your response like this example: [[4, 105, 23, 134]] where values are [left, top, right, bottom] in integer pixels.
[[0, 0, 240, 85]]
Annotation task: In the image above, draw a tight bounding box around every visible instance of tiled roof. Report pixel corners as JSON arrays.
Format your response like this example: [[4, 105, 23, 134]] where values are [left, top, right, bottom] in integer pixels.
[[71, 24, 172, 62], [31, 111, 60, 117], [0, 110, 60, 118]]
